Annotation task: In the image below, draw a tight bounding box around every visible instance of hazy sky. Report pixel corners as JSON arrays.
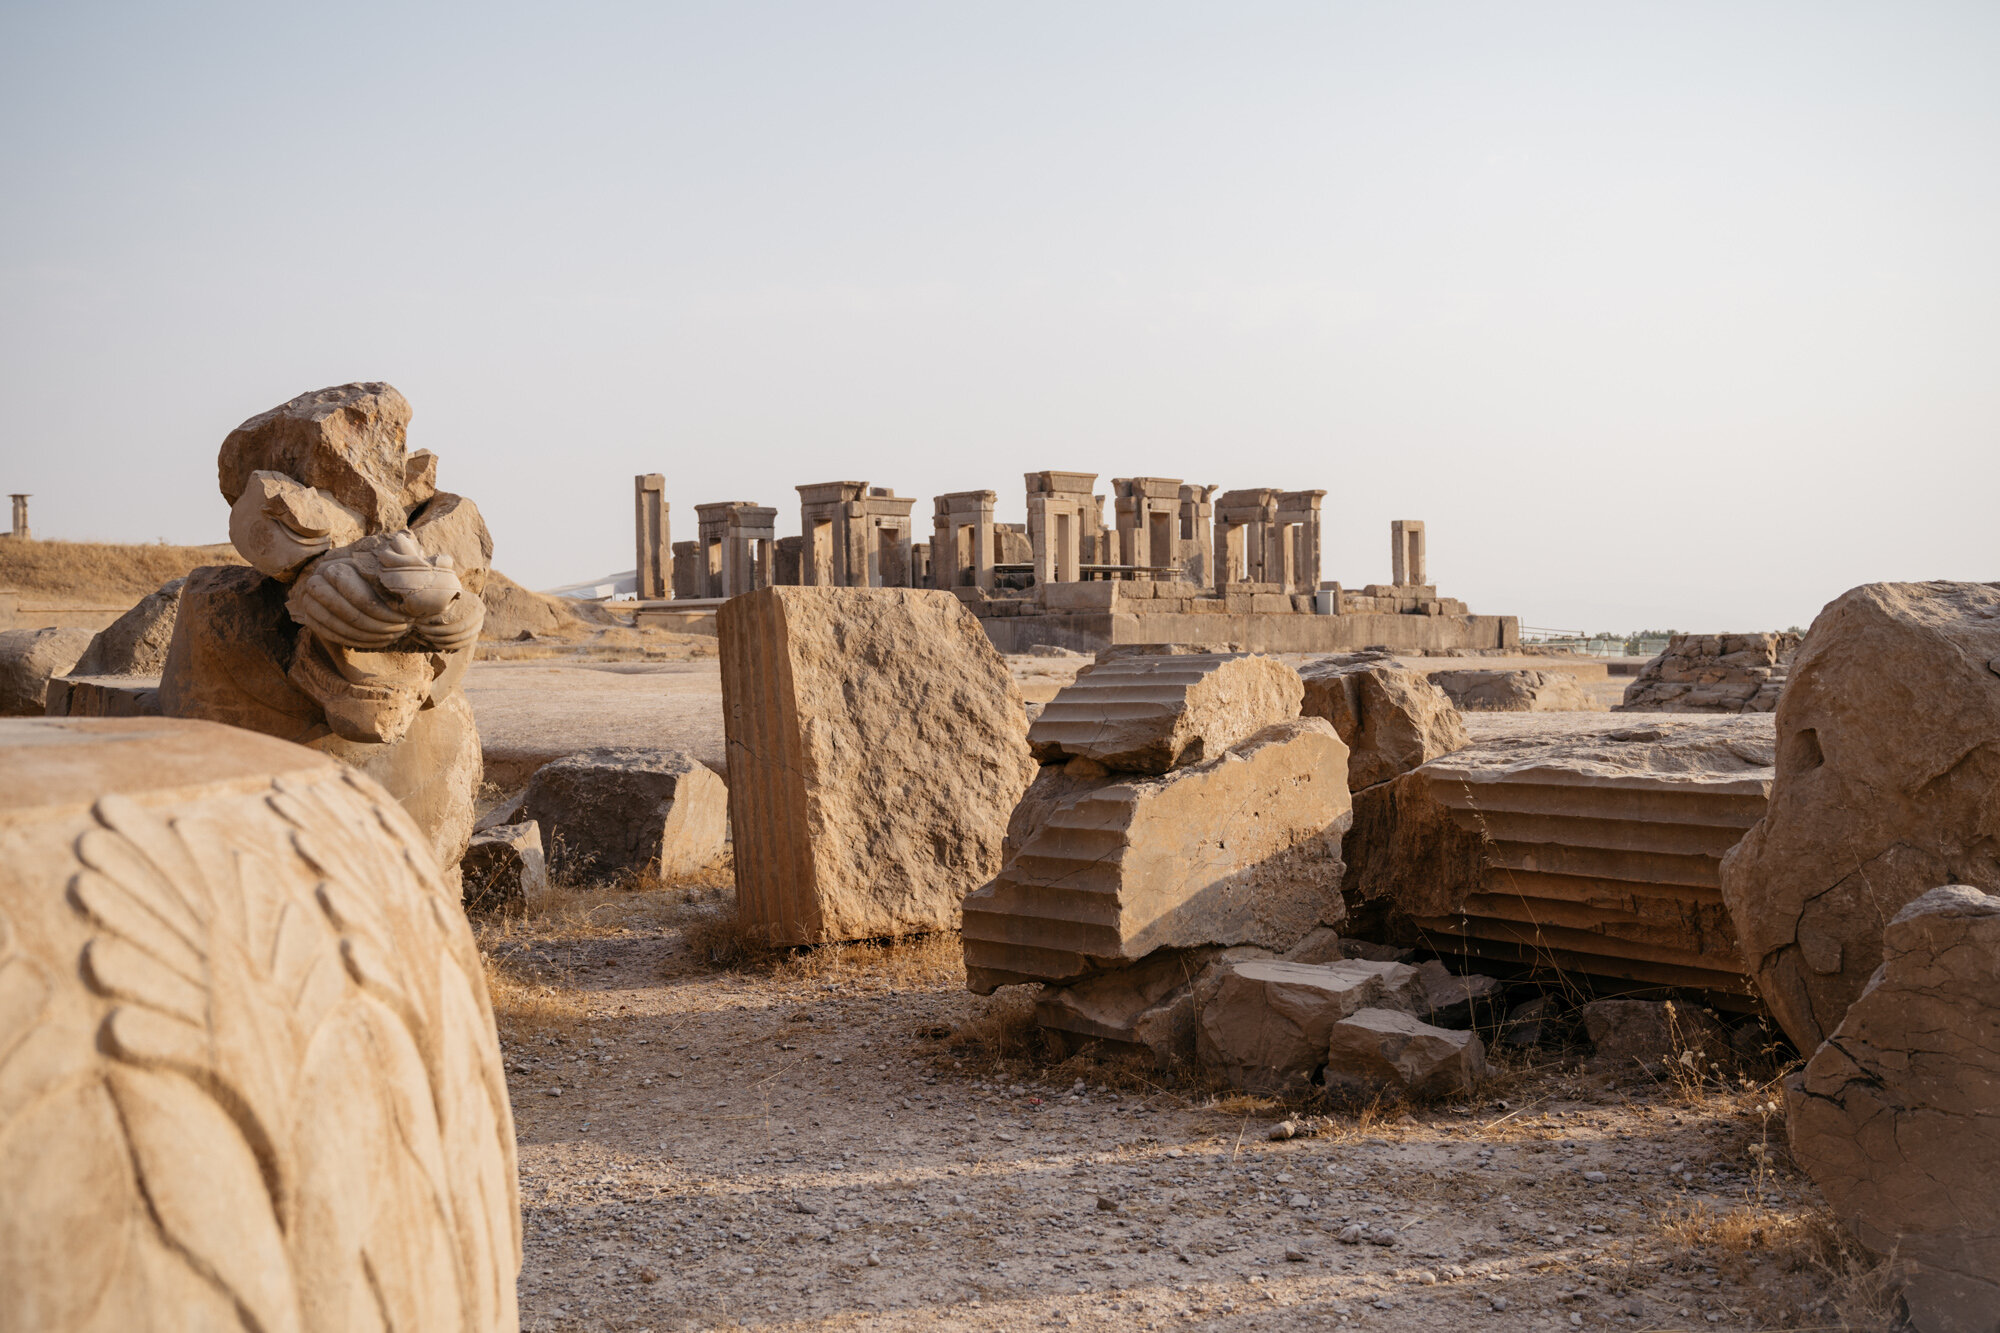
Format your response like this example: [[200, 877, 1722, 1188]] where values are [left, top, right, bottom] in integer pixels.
[[3, 2, 1994, 632]]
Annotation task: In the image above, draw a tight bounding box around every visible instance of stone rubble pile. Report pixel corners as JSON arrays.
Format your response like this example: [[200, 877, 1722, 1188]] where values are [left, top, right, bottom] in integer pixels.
[[1616, 631, 1799, 713]]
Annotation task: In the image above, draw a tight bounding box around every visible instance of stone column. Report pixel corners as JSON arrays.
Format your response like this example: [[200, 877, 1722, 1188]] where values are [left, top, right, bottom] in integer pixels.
[[1178, 484, 1216, 586], [8, 494, 28, 540], [1392, 520, 1427, 586], [634, 474, 668, 600], [933, 490, 996, 590]]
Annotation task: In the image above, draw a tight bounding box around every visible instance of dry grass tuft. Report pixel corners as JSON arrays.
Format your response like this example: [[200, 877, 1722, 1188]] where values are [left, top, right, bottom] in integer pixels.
[[482, 952, 588, 1043], [1658, 1196, 1898, 1329], [0, 539, 242, 602]]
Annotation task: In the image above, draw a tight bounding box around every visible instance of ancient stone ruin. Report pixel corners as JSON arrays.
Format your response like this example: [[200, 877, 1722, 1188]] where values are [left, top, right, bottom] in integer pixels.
[[1617, 631, 1799, 713], [635, 468, 1519, 655], [156, 382, 491, 865], [0, 716, 519, 1331]]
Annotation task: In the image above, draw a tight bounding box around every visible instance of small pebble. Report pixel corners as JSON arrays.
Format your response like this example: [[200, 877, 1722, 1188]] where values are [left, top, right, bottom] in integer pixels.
[[1491, 1296, 1509, 1312]]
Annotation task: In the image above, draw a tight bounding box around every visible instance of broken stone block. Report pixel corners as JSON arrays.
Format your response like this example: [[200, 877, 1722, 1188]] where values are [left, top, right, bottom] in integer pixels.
[[1720, 582, 2000, 1050], [0, 716, 520, 1330], [1028, 652, 1302, 773], [1499, 994, 1555, 1047], [461, 819, 550, 912], [1618, 631, 1799, 714], [1415, 960, 1503, 1030], [43, 674, 163, 718], [1324, 1009, 1486, 1099], [1193, 958, 1424, 1093], [1345, 713, 1774, 1003], [720, 587, 1037, 944], [1787, 885, 2000, 1331], [1298, 652, 1468, 790], [1033, 945, 1270, 1065], [1579, 998, 1730, 1074], [71, 577, 185, 676], [1428, 668, 1603, 713], [963, 719, 1352, 991], [0, 625, 93, 716], [522, 746, 727, 883]]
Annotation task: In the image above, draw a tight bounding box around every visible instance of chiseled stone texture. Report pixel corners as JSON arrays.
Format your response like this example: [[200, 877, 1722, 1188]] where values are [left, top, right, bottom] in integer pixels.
[[71, 578, 186, 677], [963, 719, 1352, 992], [1719, 582, 2000, 1049], [0, 717, 519, 1333], [1297, 652, 1468, 790], [1428, 668, 1603, 713], [1788, 886, 2000, 1333], [1324, 1008, 1486, 1099], [720, 587, 1037, 945], [1193, 958, 1424, 1093], [521, 747, 727, 884], [0, 626, 93, 716], [1028, 652, 1302, 773]]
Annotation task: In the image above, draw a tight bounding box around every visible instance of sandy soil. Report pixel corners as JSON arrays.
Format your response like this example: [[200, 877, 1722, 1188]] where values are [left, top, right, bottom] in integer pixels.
[[476, 889, 1886, 1333]]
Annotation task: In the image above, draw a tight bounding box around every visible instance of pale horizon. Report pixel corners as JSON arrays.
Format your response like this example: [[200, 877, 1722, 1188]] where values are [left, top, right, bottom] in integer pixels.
[[3, 3, 1995, 635]]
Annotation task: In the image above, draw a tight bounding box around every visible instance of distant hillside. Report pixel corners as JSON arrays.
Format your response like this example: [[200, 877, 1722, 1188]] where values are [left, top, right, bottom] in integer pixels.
[[0, 539, 244, 605]]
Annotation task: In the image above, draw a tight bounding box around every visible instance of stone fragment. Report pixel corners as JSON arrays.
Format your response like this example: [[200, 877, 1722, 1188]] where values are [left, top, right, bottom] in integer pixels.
[[1028, 652, 1303, 773], [1579, 998, 1730, 1074], [1719, 582, 2000, 1049], [1193, 958, 1424, 1093], [1415, 959, 1504, 1030], [162, 383, 492, 867], [72, 577, 185, 676], [0, 625, 93, 715], [43, 674, 163, 718], [522, 746, 727, 883], [1033, 944, 1270, 1065], [1345, 714, 1773, 1001], [0, 717, 519, 1331], [720, 587, 1037, 944], [1788, 885, 2000, 1332], [1428, 669, 1603, 713], [1298, 652, 1468, 790], [461, 819, 551, 911], [1618, 632, 1799, 714], [1324, 1008, 1486, 1099], [963, 719, 1352, 990], [1500, 995, 1555, 1047]]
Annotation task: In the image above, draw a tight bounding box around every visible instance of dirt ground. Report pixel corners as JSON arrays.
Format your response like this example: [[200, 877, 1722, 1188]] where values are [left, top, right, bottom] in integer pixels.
[[475, 882, 1893, 1333]]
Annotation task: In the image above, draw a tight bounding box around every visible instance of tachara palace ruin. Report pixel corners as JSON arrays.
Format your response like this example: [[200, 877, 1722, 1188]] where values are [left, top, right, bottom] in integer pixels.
[[630, 472, 1518, 654]]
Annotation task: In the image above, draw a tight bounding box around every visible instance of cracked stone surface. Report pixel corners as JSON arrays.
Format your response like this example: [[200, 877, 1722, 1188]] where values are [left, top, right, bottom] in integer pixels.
[[1788, 884, 2000, 1333]]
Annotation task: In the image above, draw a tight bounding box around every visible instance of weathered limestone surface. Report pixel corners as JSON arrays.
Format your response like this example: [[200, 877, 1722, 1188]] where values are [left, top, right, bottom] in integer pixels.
[[1032, 945, 1269, 1066], [1619, 632, 1798, 713], [462, 820, 550, 912], [44, 674, 163, 718], [1719, 583, 2000, 1050], [963, 719, 1352, 991], [1788, 886, 2000, 1333], [1428, 668, 1603, 713], [0, 625, 93, 715], [1580, 998, 1730, 1073], [1346, 714, 1774, 998], [1324, 1009, 1485, 1099], [479, 570, 589, 642], [720, 587, 1037, 944], [1415, 959, 1503, 1030], [161, 383, 492, 867], [1193, 958, 1424, 1093], [1028, 652, 1302, 772], [72, 578, 184, 676], [1298, 652, 1467, 790], [521, 746, 727, 883], [0, 717, 520, 1333]]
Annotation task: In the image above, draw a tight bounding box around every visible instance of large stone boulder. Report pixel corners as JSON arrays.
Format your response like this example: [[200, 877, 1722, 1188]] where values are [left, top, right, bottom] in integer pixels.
[[0, 717, 519, 1331], [1028, 652, 1302, 772], [1428, 668, 1603, 713], [0, 625, 93, 715], [1719, 582, 2000, 1049], [1618, 631, 1798, 713], [72, 577, 185, 676], [1193, 958, 1425, 1093], [1324, 1009, 1486, 1099], [720, 587, 1038, 944], [461, 819, 551, 912], [1298, 652, 1467, 790], [1788, 885, 2000, 1332], [963, 719, 1352, 991], [521, 746, 727, 883]]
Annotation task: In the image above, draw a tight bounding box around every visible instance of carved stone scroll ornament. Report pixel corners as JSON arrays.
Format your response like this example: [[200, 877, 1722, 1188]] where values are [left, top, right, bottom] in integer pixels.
[[0, 718, 519, 1333]]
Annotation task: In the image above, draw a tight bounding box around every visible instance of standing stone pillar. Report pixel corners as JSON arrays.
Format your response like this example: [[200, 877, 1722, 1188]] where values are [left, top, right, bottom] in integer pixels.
[[1392, 520, 1427, 587], [7, 494, 27, 541], [1277, 490, 1326, 594], [931, 491, 997, 590], [1178, 484, 1217, 586], [1025, 471, 1097, 585], [634, 473, 669, 600]]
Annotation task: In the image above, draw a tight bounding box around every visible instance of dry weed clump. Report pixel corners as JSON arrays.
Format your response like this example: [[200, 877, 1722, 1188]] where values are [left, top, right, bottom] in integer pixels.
[[1658, 1196, 1897, 1329], [0, 538, 243, 601], [481, 952, 588, 1044]]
